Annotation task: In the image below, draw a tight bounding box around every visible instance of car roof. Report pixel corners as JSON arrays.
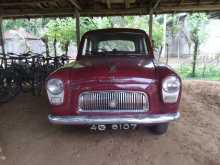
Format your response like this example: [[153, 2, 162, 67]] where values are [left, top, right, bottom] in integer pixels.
[[83, 28, 148, 36]]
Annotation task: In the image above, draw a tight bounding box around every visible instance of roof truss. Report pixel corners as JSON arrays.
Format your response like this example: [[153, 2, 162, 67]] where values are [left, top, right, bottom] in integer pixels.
[[0, 0, 220, 18]]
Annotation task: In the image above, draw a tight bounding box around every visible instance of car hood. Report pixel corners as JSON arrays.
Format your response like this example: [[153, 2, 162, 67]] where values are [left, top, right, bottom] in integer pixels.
[[60, 57, 156, 83]]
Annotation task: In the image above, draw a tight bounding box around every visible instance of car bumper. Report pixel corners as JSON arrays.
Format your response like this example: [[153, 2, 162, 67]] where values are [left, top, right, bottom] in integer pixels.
[[48, 112, 180, 125]]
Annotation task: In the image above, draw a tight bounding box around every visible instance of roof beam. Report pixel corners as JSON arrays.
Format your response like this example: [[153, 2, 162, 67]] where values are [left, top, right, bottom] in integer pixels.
[[1, 2, 220, 18], [150, 0, 162, 14], [0, 0, 53, 6], [82, 3, 220, 15], [68, 0, 81, 10], [125, 0, 130, 9], [159, 3, 220, 12], [106, 0, 111, 9], [36, 3, 45, 9], [179, 0, 185, 5], [0, 8, 148, 18], [170, 1, 216, 6]]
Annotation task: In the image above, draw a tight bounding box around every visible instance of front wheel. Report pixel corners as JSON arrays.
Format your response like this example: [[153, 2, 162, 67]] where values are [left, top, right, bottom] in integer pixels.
[[148, 123, 169, 135]]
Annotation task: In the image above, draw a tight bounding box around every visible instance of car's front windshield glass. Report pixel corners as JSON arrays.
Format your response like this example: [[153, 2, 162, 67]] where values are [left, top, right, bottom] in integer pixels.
[[81, 32, 148, 57]]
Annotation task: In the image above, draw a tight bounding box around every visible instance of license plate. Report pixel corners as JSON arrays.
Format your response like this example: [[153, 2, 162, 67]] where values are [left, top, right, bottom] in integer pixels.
[[90, 124, 138, 131]]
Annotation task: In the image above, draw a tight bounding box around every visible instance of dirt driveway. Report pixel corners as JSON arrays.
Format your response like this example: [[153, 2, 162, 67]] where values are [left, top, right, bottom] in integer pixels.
[[0, 80, 220, 165]]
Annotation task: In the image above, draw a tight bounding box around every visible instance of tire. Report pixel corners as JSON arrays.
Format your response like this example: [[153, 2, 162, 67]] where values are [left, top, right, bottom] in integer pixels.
[[148, 123, 169, 135]]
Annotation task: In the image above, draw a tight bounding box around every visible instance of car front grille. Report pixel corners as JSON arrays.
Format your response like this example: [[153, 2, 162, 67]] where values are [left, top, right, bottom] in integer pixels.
[[78, 91, 149, 113]]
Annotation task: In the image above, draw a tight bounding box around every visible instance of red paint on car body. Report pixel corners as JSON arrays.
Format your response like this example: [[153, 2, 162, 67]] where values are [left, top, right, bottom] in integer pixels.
[[47, 28, 181, 119]]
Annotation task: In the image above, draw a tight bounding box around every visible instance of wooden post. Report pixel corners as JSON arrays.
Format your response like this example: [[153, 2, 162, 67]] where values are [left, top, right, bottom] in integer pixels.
[[149, 12, 153, 40], [177, 35, 180, 67], [75, 10, 80, 49], [0, 17, 5, 56], [162, 14, 167, 57]]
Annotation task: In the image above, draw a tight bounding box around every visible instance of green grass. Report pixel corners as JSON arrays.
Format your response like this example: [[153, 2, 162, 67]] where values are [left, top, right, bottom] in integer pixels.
[[176, 65, 220, 81]]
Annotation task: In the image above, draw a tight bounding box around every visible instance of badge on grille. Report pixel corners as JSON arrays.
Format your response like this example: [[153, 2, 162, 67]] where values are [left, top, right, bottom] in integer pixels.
[[109, 99, 117, 108]]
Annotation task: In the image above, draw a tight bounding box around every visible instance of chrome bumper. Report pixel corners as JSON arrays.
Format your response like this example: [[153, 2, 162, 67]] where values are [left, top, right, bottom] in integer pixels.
[[48, 112, 180, 125]]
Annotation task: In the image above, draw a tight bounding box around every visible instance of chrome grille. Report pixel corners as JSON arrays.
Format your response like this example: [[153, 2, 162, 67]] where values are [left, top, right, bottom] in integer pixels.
[[78, 91, 149, 112]]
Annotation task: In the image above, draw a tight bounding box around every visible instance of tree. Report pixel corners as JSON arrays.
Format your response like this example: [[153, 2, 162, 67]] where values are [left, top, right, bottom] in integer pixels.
[[80, 17, 98, 35], [43, 16, 165, 56], [187, 13, 208, 77], [3, 18, 49, 36], [41, 35, 50, 57], [152, 21, 164, 49], [103, 16, 164, 49], [46, 18, 75, 56]]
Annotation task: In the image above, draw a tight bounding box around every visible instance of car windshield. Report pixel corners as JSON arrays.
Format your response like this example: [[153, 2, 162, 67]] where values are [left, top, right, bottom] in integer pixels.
[[81, 32, 148, 56]]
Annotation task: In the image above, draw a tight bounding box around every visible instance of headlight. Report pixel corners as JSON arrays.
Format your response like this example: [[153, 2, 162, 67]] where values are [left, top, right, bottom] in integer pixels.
[[162, 76, 180, 103], [46, 78, 64, 105], [47, 78, 64, 95]]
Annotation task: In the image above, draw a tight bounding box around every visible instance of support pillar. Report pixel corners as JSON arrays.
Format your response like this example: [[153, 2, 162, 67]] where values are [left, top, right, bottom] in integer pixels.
[[75, 10, 80, 49], [0, 17, 5, 56], [149, 12, 153, 40], [162, 14, 167, 57]]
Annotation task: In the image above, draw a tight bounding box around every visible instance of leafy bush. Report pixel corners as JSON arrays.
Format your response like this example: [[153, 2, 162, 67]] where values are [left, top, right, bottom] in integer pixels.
[[177, 65, 220, 81]]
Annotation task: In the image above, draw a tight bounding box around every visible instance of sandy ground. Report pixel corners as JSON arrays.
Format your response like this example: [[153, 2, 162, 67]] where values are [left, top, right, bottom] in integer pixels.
[[0, 80, 220, 165]]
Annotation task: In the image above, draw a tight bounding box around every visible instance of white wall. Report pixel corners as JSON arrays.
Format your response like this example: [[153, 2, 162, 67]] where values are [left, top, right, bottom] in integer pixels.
[[200, 19, 220, 56]]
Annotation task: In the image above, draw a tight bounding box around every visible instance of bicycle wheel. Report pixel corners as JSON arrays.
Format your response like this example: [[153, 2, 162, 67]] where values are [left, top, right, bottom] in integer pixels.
[[0, 75, 20, 104], [32, 66, 44, 96]]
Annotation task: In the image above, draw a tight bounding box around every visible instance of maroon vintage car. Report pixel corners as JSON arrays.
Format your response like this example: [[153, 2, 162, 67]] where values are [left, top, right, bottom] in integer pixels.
[[46, 28, 181, 135]]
